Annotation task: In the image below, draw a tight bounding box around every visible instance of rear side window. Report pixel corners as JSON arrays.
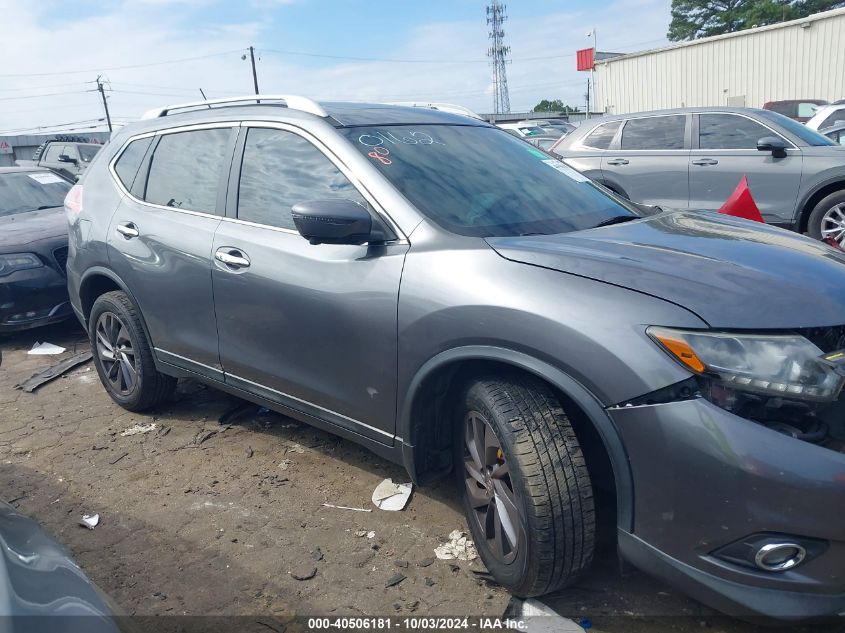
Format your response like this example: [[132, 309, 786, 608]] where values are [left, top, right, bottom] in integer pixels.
[[583, 121, 620, 149], [699, 114, 772, 149], [621, 116, 686, 150], [237, 127, 365, 230], [114, 137, 153, 191], [144, 128, 232, 214]]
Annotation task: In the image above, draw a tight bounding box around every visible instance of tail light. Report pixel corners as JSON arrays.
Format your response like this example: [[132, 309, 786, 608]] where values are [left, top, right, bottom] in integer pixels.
[[65, 184, 83, 216]]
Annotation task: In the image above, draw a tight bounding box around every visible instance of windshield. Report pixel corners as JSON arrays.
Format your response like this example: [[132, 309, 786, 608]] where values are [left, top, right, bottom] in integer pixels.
[[757, 110, 836, 146], [78, 145, 101, 162], [0, 171, 71, 217], [341, 124, 638, 237]]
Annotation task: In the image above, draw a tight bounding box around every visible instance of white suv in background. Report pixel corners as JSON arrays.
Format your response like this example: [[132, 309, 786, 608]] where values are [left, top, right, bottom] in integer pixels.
[[806, 102, 845, 131]]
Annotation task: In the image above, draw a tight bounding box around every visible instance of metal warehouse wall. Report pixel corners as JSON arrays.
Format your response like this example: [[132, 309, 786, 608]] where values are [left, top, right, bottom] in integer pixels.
[[595, 8, 845, 115]]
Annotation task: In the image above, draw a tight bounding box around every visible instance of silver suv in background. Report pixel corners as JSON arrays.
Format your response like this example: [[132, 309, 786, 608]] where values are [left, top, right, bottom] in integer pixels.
[[66, 96, 845, 620], [552, 107, 845, 244], [806, 102, 845, 131]]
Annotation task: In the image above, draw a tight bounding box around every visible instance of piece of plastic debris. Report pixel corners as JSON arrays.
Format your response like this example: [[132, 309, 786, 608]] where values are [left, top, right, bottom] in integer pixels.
[[16, 352, 93, 392], [434, 530, 478, 561], [355, 530, 376, 538], [290, 565, 317, 581], [418, 556, 435, 567], [28, 342, 66, 355], [519, 599, 586, 633], [285, 442, 305, 454], [424, 577, 435, 587], [385, 572, 406, 587], [323, 503, 371, 512], [120, 422, 158, 437], [80, 514, 99, 529], [371, 478, 413, 511], [311, 547, 324, 562]]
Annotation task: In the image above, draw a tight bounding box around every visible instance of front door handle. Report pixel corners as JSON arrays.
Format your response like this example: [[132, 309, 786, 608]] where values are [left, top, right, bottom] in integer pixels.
[[215, 247, 251, 269], [606, 158, 629, 166], [115, 222, 139, 239], [691, 158, 719, 166]]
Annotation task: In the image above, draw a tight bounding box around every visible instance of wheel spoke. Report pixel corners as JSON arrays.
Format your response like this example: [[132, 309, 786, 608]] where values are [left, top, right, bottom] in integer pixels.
[[465, 476, 491, 508], [490, 504, 505, 559], [464, 457, 486, 486], [465, 418, 484, 471], [491, 461, 509, 480], [493, 480, 520, 549]]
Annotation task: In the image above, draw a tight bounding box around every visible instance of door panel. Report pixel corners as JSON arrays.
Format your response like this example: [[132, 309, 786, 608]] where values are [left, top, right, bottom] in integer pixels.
[[212, 224, 407, 440], [689, 113, 803, 223], [602, 115, 690, 208]]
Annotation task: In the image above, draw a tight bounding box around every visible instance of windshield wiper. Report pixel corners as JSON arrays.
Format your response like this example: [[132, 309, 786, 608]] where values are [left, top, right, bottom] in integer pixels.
[[591, 215, 639, 229]]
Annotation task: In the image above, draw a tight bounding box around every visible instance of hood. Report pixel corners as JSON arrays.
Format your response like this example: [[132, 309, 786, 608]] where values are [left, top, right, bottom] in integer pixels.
[[0, 207, 67, 250], [487, 210, 845, 329]]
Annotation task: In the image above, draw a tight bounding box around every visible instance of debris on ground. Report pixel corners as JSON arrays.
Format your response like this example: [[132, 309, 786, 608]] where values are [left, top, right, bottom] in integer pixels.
[[310, 547, 324, 562], [16, 351, 93, 392], [109, 452, 129, 465], [244, 446, 253, 459], [278, 459, 291, 470], [194, 429, 216, 445], [434, 529, 478, 561], [425, 577, 435, 587], [448, 563, 461, 573], [355, 530, 376, 539], [323, 503, 371, 512], [28, 342, 66, 355], [290, 564, 317, 581], [80, 513, 100, 529], [394, 560, 409, 568], [385, 572, 406, 588], [285, 442, 305, 454], [121, 422, 159, 437], [371, 478, 413, 511], [417, 556, 435, 567]]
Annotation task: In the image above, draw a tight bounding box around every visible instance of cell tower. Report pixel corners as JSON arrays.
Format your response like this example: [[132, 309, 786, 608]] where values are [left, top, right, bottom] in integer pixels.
[[486, 1, 511, 114]]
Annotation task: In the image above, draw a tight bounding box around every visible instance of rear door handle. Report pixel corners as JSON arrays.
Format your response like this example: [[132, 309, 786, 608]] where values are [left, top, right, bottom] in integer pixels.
[[214, 247, 251, 269], [115, 222, 139, 239], [691, 158, 719, 166], [606, 158, 629, 166]]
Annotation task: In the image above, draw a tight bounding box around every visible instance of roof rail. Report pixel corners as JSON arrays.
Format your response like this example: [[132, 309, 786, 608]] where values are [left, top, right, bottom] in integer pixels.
[[388, 102, 484, 120], [140, 95, 328, 120]]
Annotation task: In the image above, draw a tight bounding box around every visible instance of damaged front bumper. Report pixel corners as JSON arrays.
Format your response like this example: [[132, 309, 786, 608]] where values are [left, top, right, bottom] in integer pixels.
[[610, 396, 845, 619]]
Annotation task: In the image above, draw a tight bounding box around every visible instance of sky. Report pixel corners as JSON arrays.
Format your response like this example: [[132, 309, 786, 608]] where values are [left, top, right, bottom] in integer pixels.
[[0, 0, 671, 135]]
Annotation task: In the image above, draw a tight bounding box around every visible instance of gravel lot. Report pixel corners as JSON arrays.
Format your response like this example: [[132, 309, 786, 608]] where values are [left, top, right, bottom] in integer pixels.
[[0, 320, 840, 632]]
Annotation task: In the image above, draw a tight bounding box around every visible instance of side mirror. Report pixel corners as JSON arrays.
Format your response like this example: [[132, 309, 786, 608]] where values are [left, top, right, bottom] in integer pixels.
[[291, 199, 373, 245], [58, 154, 79, 165], [757, 136, 788, 158]]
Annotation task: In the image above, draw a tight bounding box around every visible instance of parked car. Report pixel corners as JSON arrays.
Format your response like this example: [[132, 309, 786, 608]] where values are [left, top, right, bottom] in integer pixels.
[[821, 122, 845, 145], [497, 122, 547, 137], [0, 167, 72, 333], [806, 103, 845, 131], [551, 106, 845, 244], [0, 499, 120, 630], [67, 95, 845, 620], [531, 119, 577, 137], [388, 102, 483, 120], [16, 139, 103, 181], [762, 99, 827, 122], [525, 135, 560, 151]]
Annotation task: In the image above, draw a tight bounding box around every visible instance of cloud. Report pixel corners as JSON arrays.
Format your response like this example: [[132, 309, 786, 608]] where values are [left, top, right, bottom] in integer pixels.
[[0, 0, 670, 134]]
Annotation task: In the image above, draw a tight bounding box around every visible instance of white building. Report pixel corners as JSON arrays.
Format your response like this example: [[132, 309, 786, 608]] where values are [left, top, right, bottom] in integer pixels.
[[595, 8, 845, 115]]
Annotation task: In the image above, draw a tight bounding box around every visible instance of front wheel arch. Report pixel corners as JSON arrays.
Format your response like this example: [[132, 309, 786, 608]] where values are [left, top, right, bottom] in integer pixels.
[[399, 346, 634, 531]]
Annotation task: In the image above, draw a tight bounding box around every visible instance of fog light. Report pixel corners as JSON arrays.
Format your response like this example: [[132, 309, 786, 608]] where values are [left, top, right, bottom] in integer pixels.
[[712, 532, 827, 573], [754, 542, 806, 571]]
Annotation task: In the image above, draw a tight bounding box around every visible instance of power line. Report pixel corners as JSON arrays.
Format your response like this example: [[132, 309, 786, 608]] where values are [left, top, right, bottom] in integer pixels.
[[0, 90, 95, 103], [0, 49, 245, 78], [0, 118, 108, 136], [0, 81, 96, 93]]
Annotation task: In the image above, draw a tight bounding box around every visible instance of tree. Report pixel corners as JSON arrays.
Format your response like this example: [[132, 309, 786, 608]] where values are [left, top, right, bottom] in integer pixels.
[[533, 99, 580, 113], [667, 0, 845, 41]]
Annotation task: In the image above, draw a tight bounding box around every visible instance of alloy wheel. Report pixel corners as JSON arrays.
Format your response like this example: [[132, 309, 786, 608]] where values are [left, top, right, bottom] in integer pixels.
[[95, 312, 138, 396], [820, 203, 845, 245], [463, 410, 522, 564]]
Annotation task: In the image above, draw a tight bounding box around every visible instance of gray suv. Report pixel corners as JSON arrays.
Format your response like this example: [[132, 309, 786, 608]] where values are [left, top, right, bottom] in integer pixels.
[[66, 96, 845, 619], [552, 107, 845, 244]]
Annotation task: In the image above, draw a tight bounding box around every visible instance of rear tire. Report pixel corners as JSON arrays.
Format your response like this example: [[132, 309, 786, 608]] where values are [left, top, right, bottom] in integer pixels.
[[454, 374, 595, 597], [807, 190, 845, 245], [89, 291, 176, 411]]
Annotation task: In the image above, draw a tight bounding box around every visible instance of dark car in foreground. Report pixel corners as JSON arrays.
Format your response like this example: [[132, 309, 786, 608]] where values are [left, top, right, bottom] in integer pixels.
[[66, 96, 845, 620], [551, 107, 845, 245], [0, 500, 120, 631], [0, 167, 72, 333]]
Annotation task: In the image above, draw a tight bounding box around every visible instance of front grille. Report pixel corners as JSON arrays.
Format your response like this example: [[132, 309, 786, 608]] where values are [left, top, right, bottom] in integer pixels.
[[799, 326, 845, 354], [52, 246, 68, 276]]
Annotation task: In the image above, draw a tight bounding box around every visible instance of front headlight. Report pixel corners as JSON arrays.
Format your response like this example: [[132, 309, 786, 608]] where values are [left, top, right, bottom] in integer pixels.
[[648, 327, 844, 401], [0, 253, 43, 277]]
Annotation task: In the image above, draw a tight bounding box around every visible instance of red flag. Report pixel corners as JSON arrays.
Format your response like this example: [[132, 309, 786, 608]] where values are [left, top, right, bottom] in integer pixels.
[[718, 175, 764, 223]]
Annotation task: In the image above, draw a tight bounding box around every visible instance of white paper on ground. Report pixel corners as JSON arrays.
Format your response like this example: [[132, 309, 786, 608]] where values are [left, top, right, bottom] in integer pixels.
[[434, 529, 478, 561], [28, 342, 66, 355], [371, 478, 413, 511], [80, 514, 100, 529]]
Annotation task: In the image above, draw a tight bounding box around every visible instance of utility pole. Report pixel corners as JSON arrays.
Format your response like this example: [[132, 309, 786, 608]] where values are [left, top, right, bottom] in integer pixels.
[[96, 75, 112, 133], [486, 2, 511, 114], [585, 80, 590, 120], [248, 46, 260, 95], [587, 28, 597, 118]]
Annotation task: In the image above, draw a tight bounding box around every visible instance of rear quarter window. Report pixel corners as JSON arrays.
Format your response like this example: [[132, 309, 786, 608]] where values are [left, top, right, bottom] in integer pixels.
[[113, 137, 153, 191], [582, 121, 620, 149]]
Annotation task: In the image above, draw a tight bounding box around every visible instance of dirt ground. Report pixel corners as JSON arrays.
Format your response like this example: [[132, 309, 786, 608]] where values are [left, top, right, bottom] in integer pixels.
[[0, 320, 840, 632]]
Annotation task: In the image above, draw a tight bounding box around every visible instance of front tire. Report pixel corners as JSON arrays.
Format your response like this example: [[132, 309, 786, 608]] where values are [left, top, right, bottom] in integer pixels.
[[807, 190, 845, 245], [89, 291, 176, 411], [455, 374, 595, 597]]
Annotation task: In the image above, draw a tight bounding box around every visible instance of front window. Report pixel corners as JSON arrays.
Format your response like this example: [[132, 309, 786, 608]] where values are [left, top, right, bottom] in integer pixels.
[[340, 124, 638, 238], [0, 171, 71, 217], [757, 110, 835, 146], [699, 114, 773, 150]]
